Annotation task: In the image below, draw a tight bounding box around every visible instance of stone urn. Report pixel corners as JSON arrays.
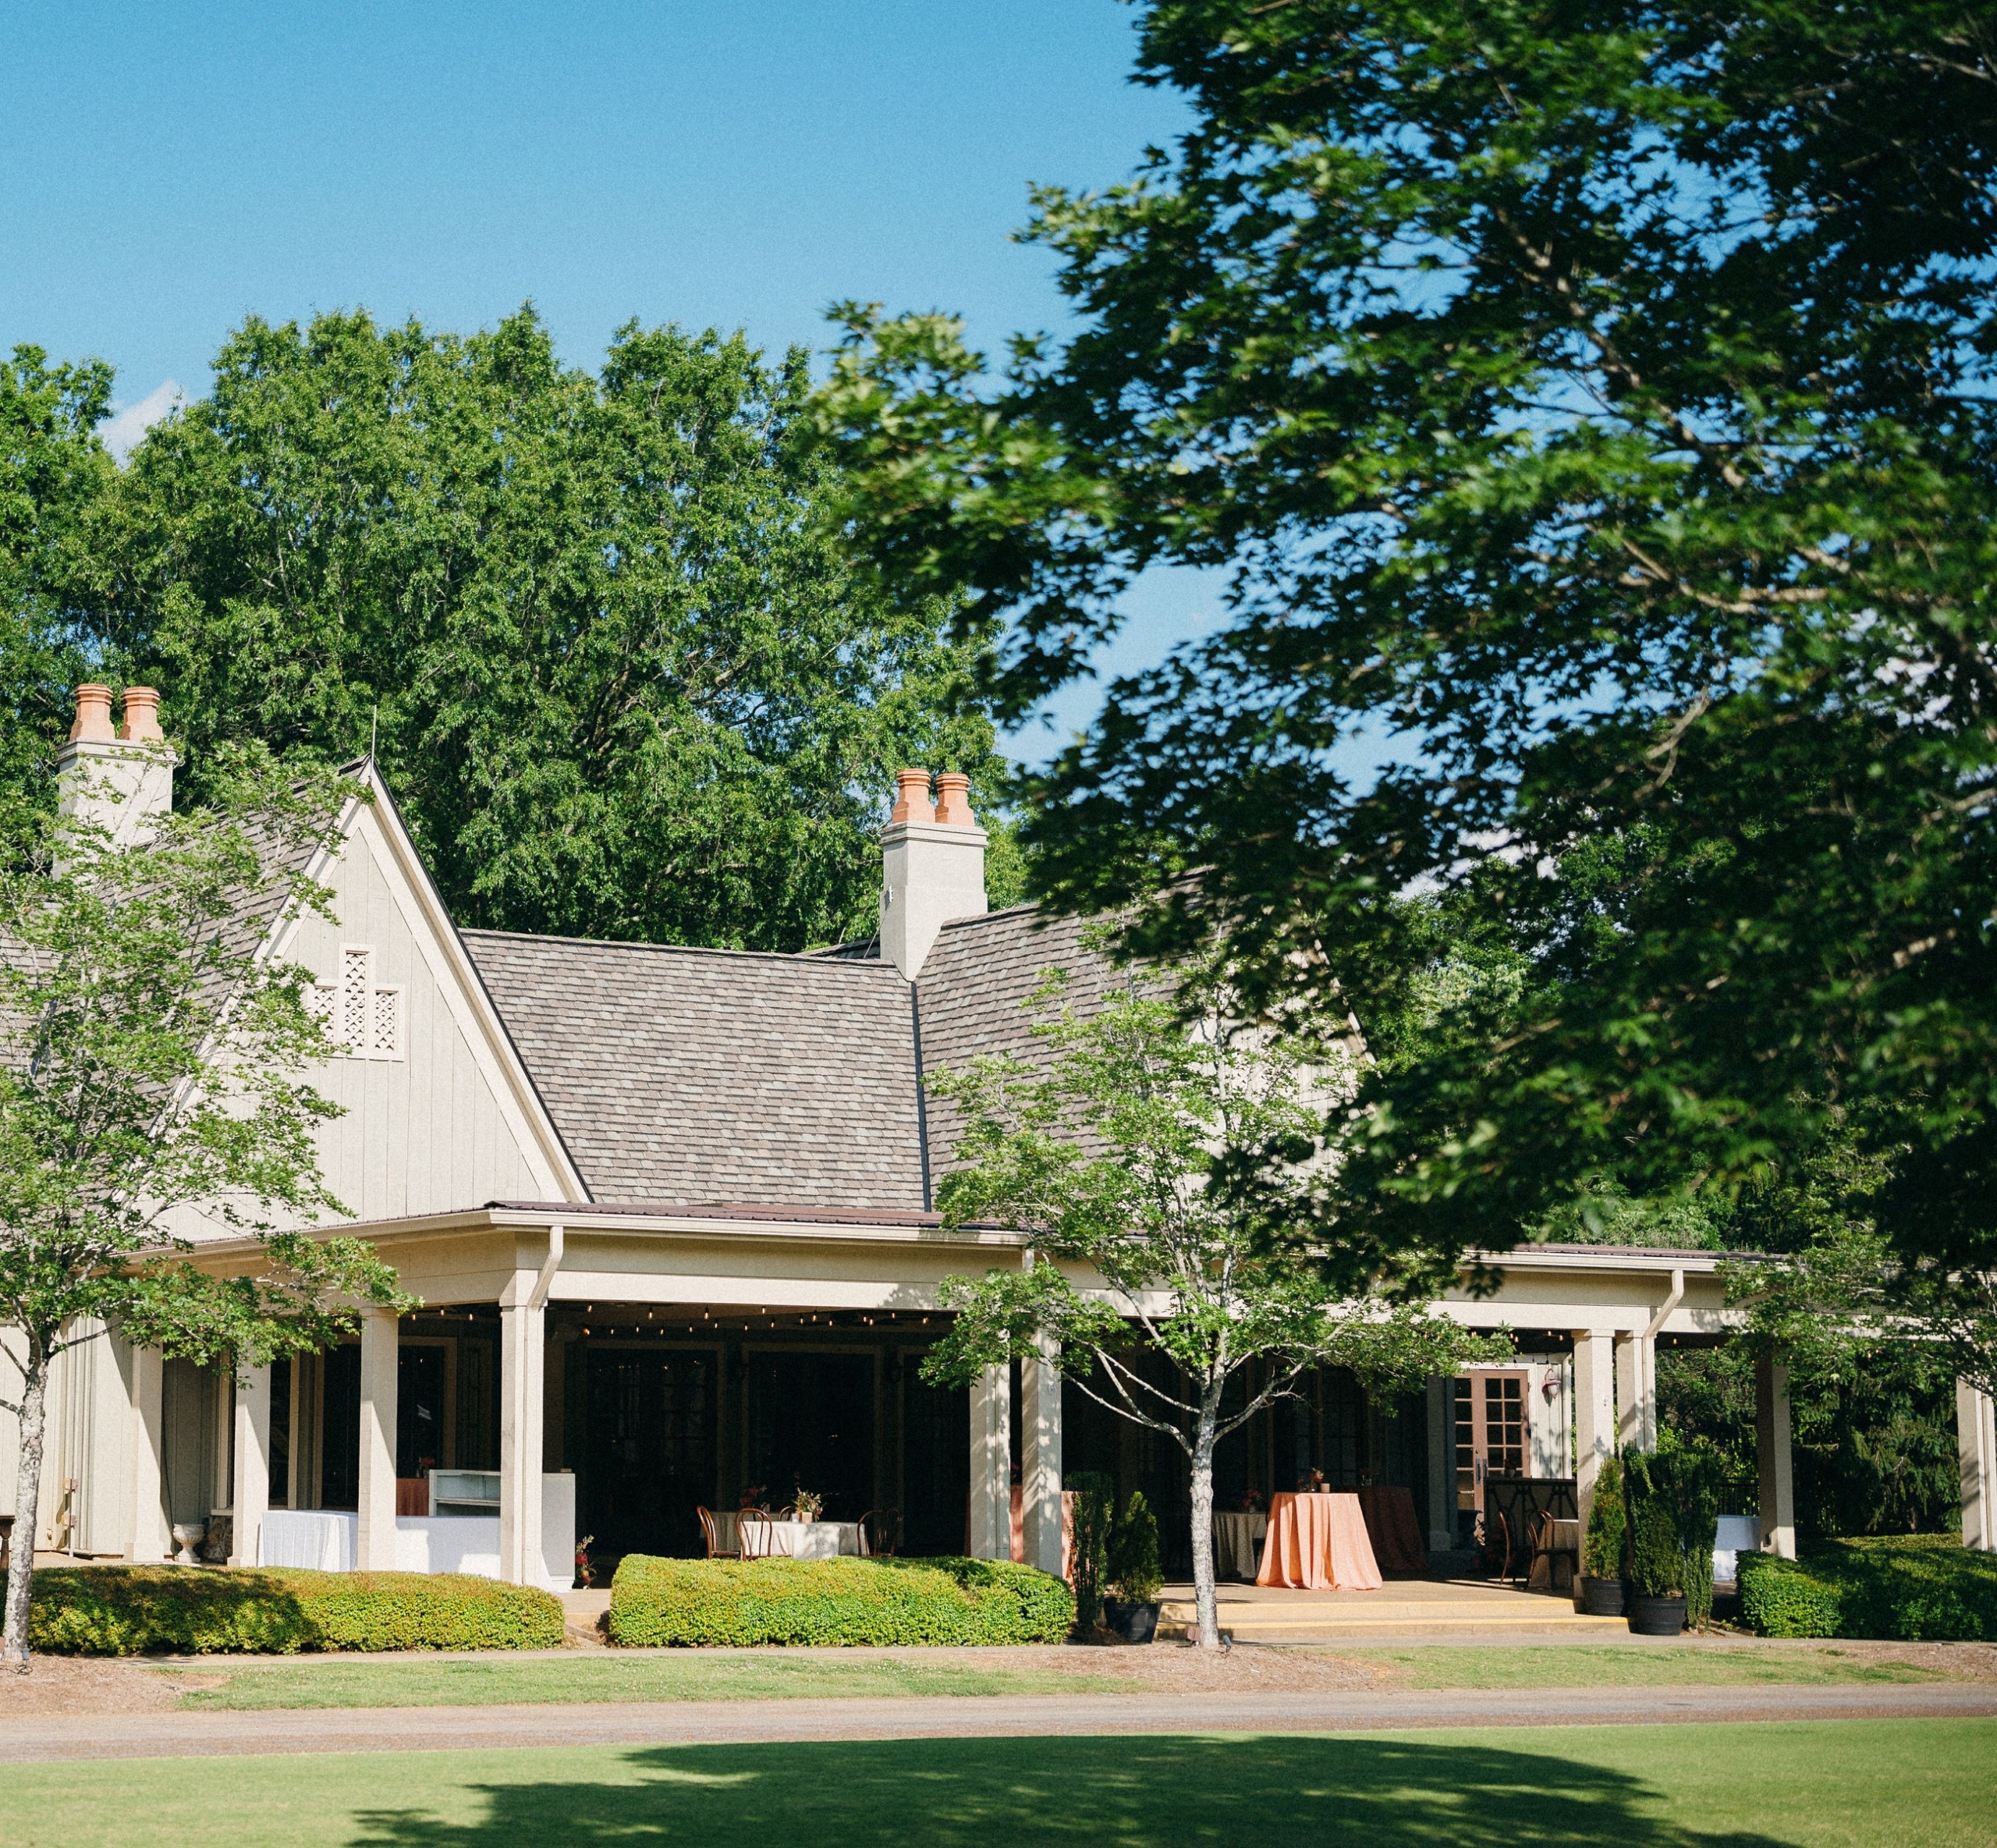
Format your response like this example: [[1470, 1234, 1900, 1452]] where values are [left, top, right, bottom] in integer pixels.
[[170, 1523, 205, 1567]]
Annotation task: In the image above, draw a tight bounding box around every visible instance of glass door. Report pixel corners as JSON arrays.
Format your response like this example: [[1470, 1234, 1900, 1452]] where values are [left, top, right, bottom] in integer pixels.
[[1453, 1371, 1531, 1537]]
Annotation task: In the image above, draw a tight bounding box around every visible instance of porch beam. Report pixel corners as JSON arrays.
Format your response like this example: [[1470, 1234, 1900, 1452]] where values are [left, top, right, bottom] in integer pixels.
[[356, 1311, 399, 1571], [1959, 1379, 1996, 1552], [229, 1363, 271, 1567], [1755, 1353, 1797, 1560]]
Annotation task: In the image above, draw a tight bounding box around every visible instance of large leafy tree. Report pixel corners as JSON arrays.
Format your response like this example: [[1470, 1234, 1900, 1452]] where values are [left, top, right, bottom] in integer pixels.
[[90, 308, 1016, 951], [0, 349, 113, 827], [819, 2, 1997, 1265], [920, 952, 1505, 1649], [0, 747, 407, 1668]]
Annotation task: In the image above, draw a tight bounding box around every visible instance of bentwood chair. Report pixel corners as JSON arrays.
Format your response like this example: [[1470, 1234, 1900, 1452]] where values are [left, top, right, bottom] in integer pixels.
[[697, 1506, 739, 1560], [738, 1507, 778, 1560], [859, 1508, 900, 1559]]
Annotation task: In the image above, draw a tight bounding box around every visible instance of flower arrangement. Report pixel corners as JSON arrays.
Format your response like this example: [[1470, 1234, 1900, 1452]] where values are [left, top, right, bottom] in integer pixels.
[[1242, 1489, 1263, 1513], [793, 1486, 825, 1522], [738, 1484, 767, 1511], [574, 1534, 596, 1588], [1298, 1467, 1325, 1492]]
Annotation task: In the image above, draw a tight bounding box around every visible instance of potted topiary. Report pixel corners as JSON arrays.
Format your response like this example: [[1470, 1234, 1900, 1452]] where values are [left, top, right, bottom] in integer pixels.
[[1578, 1453, 1626, 1617], [1623, 1441, 1723, 1635], [1066, 1471, 1116, 1638], [1104, 1490, 1164, 1643]]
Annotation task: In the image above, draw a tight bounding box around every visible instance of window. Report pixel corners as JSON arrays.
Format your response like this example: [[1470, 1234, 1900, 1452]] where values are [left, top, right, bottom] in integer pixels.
[[322, 945, 404, 1061]]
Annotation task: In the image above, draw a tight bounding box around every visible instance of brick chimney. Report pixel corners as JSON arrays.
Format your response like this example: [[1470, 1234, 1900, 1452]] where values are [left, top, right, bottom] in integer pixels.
[[880, 768, 987, 979], [56, 684, 176, 853]]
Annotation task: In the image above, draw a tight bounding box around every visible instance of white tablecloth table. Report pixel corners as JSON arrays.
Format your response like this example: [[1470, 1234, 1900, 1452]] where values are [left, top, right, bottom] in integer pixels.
[[715, 1513, 865, 1559]]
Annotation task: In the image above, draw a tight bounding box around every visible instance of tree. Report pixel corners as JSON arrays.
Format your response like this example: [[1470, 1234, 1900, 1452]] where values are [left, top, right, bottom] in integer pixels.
[[0, 348, 112, 829], [818, 2, 1997, 1265], [918, 949, 1506, 1649], [0, 747, 409, 1667], [88, 307, 1018, 952]]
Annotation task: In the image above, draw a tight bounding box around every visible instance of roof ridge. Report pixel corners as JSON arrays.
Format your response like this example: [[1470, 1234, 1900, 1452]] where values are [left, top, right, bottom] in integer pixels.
[[460, 926, 904, 973]]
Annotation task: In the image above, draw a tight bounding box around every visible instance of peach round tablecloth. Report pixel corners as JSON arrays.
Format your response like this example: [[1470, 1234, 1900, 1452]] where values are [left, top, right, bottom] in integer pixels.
[[1254, 1492, 1384, 1591]]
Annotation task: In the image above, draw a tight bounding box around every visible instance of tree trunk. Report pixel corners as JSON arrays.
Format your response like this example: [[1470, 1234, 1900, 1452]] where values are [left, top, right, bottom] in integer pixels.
[[1189, 1387, 1222, 1650], [3, 1355, 48, 1669]]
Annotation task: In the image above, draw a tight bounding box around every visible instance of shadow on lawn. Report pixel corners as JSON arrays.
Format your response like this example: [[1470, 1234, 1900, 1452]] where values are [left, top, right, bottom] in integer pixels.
[[350, 1734, 1792, 1846]]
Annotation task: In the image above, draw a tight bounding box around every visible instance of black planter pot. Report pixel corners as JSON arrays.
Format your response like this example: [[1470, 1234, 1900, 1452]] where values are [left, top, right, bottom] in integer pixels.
[[1104, 1598, 1160, 1644], [1577, 1574, 1626, 1618], [1627, 1593, 1687, 1636]]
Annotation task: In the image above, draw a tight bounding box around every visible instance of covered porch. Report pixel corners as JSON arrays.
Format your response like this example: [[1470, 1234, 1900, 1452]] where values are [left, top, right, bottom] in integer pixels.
[[129, 1207, 1996, 1590]]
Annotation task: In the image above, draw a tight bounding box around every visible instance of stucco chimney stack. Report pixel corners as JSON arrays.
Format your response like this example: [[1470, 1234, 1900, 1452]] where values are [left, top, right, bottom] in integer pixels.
[[880, 768, 987, 981], [56, 684, 176, 854]]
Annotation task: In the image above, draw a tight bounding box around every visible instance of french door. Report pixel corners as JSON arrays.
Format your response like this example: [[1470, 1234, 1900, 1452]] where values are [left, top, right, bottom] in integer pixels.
[[1453, 1371, 1531, 1523]]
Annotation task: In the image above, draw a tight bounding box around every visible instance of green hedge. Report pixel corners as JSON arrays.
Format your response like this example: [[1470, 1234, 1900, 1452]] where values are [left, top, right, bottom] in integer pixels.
[[608, 1555, 1076, 1647], [1739, 1538, 1997, 1640], [15, 1566, 566, 1655]]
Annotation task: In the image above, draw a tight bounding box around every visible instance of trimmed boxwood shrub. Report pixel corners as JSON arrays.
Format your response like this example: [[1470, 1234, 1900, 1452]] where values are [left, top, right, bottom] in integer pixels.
[[1739, 1538, 1997, 1640], [15, 1566, 565, 1655], [607, 1555, 1076, 1647]]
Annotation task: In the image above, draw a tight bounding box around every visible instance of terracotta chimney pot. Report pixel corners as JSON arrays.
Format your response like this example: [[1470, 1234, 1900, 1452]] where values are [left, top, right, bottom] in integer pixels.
[[118, 686, 164, 743], [69, 685, 115, 743], [933, 772, 975, 828], [889, 768, 935, 825]]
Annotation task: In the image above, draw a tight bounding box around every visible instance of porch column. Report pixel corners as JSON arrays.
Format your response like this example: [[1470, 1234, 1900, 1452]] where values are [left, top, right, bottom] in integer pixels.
[[1020, 1333, 1063, 1577], [968, 1362, 1012, 1561], [1755, 1353, 1797, 1560], [289, 1353, 321, 1509], [356, 1311, 399, 1571], [1616, 1332, 1656, 1453], [229, 1363, 271, 1567], [498, 1300, 545, 1587], [1572, 1330, 1615, 1537], [1958, 1379, 1997, 1552], [1425, 1376, 1453, 1552], [125, 1344, 172, 1563]]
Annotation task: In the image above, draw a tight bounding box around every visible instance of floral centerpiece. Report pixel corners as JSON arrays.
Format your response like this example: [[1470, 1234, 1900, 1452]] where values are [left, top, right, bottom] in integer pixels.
[[1298, 1468, 1325, 1493], [738, 1484, 767, 1511], [793, 1487, 825, 1523], [1242, 1489, 1263, 1513], [574, 1534, 596, 1589]]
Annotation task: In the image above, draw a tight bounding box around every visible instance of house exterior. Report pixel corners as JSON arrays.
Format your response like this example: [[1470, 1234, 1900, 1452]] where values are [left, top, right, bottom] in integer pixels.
[[7, 693, 1993, 1588]]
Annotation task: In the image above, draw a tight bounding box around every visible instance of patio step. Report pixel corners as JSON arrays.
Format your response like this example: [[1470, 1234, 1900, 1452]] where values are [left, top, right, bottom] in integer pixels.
[[1155, 1597, 1626, 1640]]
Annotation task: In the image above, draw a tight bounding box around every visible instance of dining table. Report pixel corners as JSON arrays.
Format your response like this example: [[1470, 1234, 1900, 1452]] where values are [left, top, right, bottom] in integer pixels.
[[717, 1513, 867, 1560], [1211, 1509, 1268, 1581], [1254, 1491, 1384, 1591], [1354, 1483, 1428, 1573]]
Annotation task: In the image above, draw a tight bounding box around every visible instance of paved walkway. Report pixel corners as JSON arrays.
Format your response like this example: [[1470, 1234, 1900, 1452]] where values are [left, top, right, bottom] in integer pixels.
[[5, 1682, 1993, 1762]]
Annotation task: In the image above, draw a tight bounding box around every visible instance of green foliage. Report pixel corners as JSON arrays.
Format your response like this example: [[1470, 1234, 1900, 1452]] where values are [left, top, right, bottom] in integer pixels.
[[1582, 1454, 1626, 1581], [17, 1566, 562, 1655], [605, 1555, 1074, 1648], [1740, 1540, 1997, 1642], [820, 0, 1997, 1278], [1623, 1445, 1723, 1623], [1658, 1342, 1961, 1541], [1066, 1470, 1115, 1632], [0, 346, 112, 832], [918, 951, 1506, 1646], [1108, 1490, 1164, 1606], [87, 307, 1015, 950]]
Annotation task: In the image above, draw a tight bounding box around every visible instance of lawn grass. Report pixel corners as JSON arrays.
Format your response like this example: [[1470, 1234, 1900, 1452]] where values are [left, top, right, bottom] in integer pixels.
[[156, 1641, 1959, 1711], [163, 1653, 1133, 1710], [2, 1719, 1991, 1845], [1354, 1644, 1953, 1690]]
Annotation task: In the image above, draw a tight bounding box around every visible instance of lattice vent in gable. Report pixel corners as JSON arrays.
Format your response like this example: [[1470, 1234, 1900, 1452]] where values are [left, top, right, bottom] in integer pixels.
[[327, 945, 406, 1062]]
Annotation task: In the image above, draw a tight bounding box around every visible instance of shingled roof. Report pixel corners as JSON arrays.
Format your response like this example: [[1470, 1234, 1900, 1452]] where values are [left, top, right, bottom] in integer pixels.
[[463, 930, 931, 1212], [460, 906, 1121, 1214]]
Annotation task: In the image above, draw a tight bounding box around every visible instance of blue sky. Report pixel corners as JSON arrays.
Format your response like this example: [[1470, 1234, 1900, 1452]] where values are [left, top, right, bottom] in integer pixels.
[[0, 0, 1298, 764]]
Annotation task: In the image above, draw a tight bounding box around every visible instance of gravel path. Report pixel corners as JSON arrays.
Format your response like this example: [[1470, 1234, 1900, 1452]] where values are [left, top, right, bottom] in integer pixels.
[[4, 1680, 1993, 1761]]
